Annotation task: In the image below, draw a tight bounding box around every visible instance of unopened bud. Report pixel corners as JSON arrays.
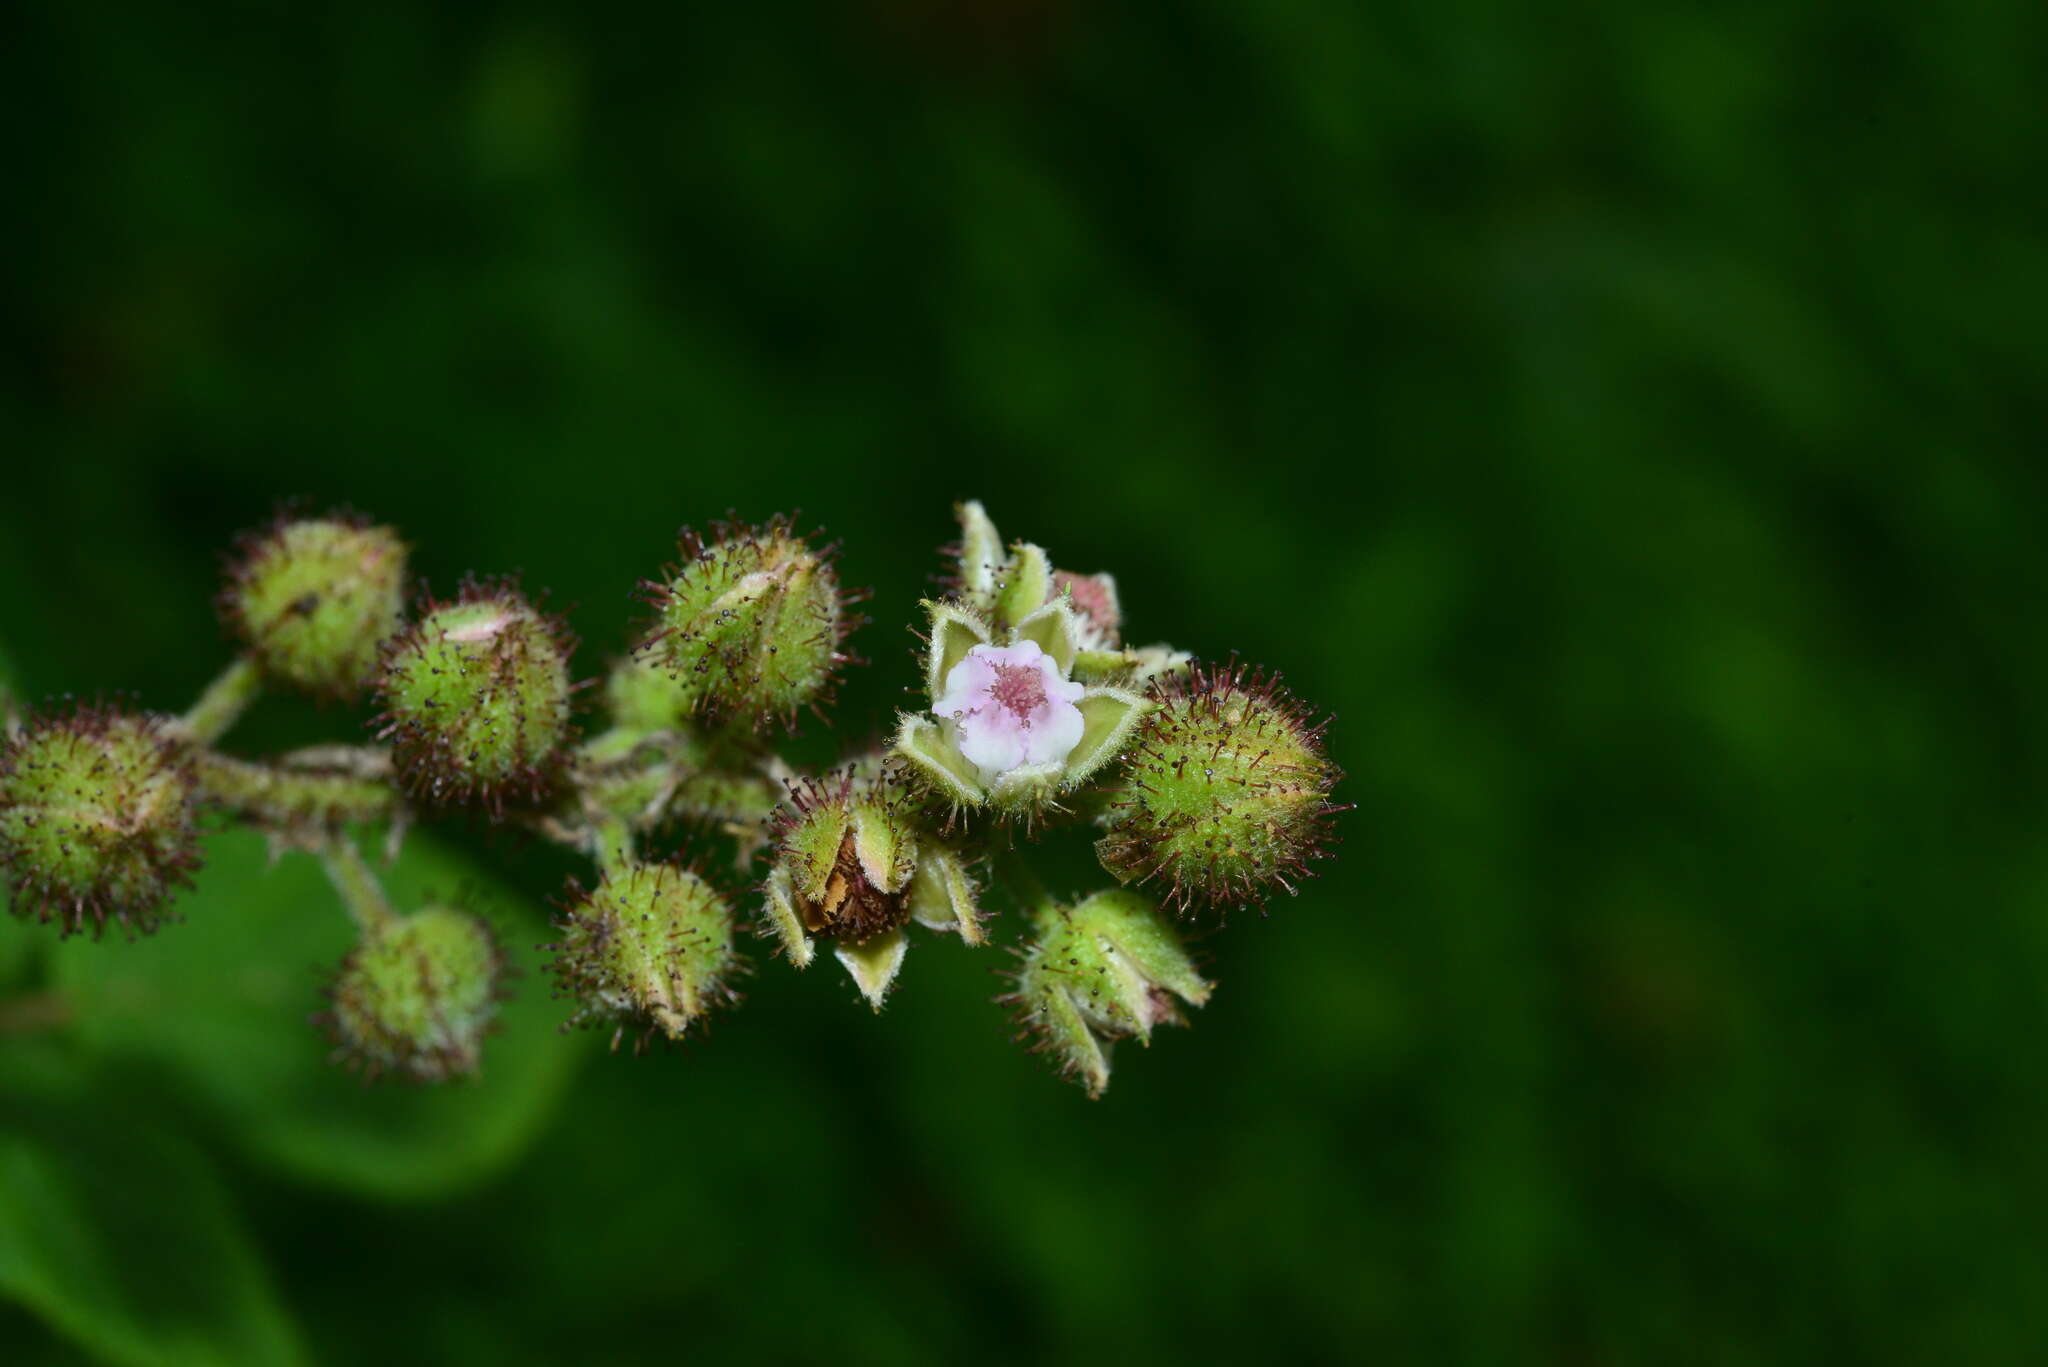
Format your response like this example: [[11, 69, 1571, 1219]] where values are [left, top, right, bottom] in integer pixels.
[[547, 862, 738, 1047], [1096, 661, 1345, 913], [221, 513, 407, 697], [375, 579, 577, 809], [0, 702, 200, 938], [636, 516, 860, 730], [319, 906, 504, 1081], [1003, 889, 1210, 1098]]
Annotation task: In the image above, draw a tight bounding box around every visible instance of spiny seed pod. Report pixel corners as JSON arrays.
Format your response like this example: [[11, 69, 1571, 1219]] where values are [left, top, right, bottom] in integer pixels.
[[221, 512, 407, 697], [375, 579, 577, 810], [635, 515, 862, 730], [1095, 660, 1345, 914], [546, 863, 738, 1048], [0, 702, 200, 938], [318, 906, 504, 1082], [1002, 889, 1211, 1098]]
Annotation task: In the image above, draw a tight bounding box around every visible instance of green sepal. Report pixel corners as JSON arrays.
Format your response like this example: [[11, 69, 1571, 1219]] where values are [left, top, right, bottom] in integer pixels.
[[953, 500, 1005, 609], [924, 599, 993, 703], [987, 761, 1065, 816], [834, 927, 908, 1010], [893, 713, 985, 806], [1016, 958, 1111, 1097], [853, 799, 917, 894], [906, 846, 985, 945], [994, 541, 1053, 628], [1071, 888, 1213, 1036], [1062, 687, 1150, 786], [761, 865, 816, 969], [1012, 599, 1081, 676]]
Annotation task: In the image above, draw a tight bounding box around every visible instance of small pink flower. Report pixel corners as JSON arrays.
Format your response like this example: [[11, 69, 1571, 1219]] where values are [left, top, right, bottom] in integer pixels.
[[932, 641, 1087, 784]]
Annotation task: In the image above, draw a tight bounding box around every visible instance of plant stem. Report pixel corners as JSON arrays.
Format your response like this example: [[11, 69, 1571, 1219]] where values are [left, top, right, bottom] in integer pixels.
[[591, 813, 636, 878], [194, 752, 399, 827], [177, 655, 264, 746], [318, 835, 399, 936]]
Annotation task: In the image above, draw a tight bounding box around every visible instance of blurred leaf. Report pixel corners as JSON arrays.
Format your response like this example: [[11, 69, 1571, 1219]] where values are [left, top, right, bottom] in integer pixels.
[[48, 827, 587, 1200], [0, 1064, 308, 1367]]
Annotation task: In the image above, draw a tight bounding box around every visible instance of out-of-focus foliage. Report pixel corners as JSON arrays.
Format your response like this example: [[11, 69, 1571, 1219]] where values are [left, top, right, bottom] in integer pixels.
[[2, 0, 2044, 1363]]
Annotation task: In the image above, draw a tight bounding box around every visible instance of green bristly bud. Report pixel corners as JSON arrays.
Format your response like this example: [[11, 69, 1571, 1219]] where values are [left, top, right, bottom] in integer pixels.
[[221, 513, 407, 697], [1096, 660, 1346, 914], [376, 579, 578, 810], [547, 863, 738, 1047], [0, 703, 200, 938], [762, 765, 921, 1006], [636, 515, 860, 731], [1004, 889, 1211, 1099], [320, 906, 504, 1082]]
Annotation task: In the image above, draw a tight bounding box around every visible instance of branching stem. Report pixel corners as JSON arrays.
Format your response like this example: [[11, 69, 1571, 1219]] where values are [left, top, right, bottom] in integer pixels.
[[177, 654, 264, 746], [318, 835, 399, 936]]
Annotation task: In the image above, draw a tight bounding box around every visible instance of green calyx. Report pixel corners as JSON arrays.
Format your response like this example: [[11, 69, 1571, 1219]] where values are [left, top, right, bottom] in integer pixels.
[[322, 905, 504, 1081], [761, 764, 984, 1009], [548, 862, 737, 1045], [763, 769, 918, 962], [1005, 889, 1210, 1098], [1096, 661, 1345, 914], [639, 516, 857, 730], [223, 514, 407, 697], [0, 705, 200, 938], [376, 582, 577, 809]]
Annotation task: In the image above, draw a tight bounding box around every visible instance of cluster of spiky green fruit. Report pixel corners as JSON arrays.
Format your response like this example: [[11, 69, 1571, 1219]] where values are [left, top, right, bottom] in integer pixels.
[[0, 500, 1342, 1097]]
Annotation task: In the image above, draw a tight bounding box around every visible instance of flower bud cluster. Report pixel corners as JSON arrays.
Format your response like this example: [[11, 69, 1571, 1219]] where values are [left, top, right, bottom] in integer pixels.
[[3, 495, 1342, 1100]]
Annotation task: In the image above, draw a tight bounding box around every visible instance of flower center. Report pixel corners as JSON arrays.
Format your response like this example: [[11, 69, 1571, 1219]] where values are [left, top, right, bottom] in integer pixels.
[[987, 662, 1048, 721]]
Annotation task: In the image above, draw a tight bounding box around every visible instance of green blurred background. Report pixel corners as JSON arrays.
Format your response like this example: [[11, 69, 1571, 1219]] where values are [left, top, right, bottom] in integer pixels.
[[3, 1, 2044, 1363]]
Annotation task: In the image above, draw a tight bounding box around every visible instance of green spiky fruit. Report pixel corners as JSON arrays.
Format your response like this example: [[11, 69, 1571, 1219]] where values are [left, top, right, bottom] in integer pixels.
[[321, 906, 503, 1081], [222, 513, 407, 697], [0, 703, 200, 938], [1095, 661, 1344, 914], [375, 580, 577, 809], [636, 515, 860, 730], [547, 863, 738, 1046], [1003, 889, 1211, 1098]]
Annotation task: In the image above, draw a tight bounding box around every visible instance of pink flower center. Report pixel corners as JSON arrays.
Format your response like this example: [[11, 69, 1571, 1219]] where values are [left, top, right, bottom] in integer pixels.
[[987, 662, 1048, 722]]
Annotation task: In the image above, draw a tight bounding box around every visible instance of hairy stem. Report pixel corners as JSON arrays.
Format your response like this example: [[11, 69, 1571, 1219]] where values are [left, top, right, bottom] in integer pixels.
[[318, 835, 399, 936], [590, 813, 636, 878], [195, 751, 399, 828], [177, 654, 264, 746]]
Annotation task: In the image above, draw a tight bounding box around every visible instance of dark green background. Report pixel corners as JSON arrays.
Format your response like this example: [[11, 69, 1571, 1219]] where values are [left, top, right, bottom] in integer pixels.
[[3, 2, 2044, 1363]]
